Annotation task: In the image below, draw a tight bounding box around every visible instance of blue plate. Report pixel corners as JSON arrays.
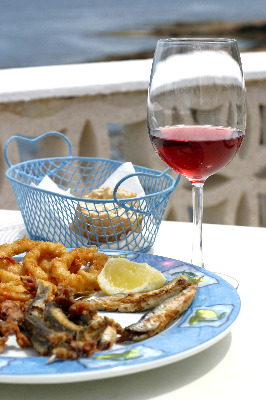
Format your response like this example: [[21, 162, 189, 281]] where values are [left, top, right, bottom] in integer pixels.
[[0, 251, 240, 384]]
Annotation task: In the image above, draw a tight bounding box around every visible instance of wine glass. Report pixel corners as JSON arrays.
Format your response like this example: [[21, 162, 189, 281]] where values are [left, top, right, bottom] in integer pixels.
[[147, 38, 246, 273]]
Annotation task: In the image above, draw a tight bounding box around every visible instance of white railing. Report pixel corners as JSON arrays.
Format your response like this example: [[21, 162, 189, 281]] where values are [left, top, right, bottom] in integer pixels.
[[1, 52, 266, 227]]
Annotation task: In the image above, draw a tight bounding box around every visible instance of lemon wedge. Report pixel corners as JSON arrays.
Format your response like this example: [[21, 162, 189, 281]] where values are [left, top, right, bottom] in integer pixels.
[[97, 257, 166, 295]]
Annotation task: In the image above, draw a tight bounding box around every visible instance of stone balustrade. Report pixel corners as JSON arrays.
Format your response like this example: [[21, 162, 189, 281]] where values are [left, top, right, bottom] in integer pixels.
[[1, 52, 266, 227]]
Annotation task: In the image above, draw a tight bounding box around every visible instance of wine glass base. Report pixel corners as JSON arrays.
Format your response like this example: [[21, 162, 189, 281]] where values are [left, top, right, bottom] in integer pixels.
[[191, 261, 239, 290], [212, 272, 239, 290]]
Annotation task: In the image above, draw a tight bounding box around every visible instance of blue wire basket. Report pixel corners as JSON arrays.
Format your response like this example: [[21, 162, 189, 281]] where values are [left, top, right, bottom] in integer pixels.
[[5, 132, 180, 252]]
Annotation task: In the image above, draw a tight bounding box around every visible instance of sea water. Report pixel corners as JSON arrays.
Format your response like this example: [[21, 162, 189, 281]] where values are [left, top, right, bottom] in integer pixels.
[[0, 0, 266, 69]]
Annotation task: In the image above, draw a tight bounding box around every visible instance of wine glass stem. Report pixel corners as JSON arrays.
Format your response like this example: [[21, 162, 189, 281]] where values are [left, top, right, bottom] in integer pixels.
[[192, 182, 204, 268]]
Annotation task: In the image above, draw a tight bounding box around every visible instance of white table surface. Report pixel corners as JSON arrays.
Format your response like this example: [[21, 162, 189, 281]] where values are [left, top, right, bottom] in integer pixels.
[[0, 209, 265, 399]]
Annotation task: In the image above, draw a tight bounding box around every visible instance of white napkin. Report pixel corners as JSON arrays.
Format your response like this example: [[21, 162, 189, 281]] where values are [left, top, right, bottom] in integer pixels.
[[101, 162, 145, 197], [31, 175, 72, 196]]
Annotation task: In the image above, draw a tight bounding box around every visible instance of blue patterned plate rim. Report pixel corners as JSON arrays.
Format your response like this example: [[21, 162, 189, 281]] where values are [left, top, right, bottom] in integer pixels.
[[0, 250, 241, 384]]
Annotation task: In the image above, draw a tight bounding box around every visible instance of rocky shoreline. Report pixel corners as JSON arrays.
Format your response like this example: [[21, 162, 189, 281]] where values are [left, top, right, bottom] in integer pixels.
[[104, 19, 266, 61]]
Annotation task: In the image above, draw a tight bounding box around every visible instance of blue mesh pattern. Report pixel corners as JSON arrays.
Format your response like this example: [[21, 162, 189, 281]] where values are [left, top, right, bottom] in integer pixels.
[[6, 147, 178, 251]]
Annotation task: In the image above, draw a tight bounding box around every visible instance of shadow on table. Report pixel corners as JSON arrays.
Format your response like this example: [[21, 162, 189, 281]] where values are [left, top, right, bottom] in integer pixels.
[[0, 333, 232, 399]]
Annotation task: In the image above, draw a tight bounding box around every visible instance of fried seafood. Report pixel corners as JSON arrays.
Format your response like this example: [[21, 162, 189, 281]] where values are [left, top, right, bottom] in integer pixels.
[[0, 237, 200, 360], [0, 256, 25, 276], [86, 277, 190, 312], [23, 241, 67, 283], [0, 272, 56, 304], [0, 237, 108, 303], [23, 282, 123, 360], [23, 283, 73, 356], [0, 319, 31, 352], [0, 237, 37, 258], [122, 281, 198, 342], [51, 247, 108, 291], [0, 237, 37, 275], [0, 282, 34, 303], [0, 268, 34, 303], [0, 300, 31, 353], [0, 269, 24, 285], [0, 300, 25, 324], [0, 238, 62, 303]]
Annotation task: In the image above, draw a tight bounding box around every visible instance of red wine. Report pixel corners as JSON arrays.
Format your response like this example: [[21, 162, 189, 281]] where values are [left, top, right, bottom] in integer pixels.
[[150, 125, 244, 183]]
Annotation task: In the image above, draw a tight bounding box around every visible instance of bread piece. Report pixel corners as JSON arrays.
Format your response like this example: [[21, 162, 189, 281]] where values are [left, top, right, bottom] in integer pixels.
[[70, 186, 142, 243], [86, 186, 136, 201]]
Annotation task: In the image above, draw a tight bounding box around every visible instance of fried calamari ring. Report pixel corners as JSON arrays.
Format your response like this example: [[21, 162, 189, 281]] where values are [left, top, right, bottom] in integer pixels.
[[0, 237, 37, 258], [87, 251, 109, 275], [51, 247, 108, 291], [0, 256, 22, 273], [0, 282, 33, 303], [23, 241, 67, 283], [0, 272, 57, 303], [67, 247, 108, 274], [0, 269, 23, 285], [0, 237, 37, 275]]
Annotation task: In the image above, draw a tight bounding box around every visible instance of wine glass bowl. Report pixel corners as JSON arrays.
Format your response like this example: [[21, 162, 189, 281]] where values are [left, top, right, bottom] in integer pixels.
[[148, 38, 246, 268]]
